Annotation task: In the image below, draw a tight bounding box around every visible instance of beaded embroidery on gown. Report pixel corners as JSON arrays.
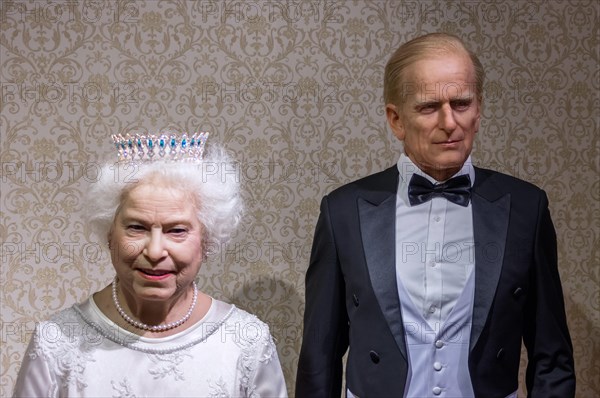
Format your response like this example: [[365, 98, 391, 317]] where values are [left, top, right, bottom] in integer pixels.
[[13, 298, 287, 397]]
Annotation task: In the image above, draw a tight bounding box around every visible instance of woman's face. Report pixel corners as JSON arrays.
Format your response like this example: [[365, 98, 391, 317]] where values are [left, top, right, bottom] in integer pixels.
[[108, 182, 203, 303]]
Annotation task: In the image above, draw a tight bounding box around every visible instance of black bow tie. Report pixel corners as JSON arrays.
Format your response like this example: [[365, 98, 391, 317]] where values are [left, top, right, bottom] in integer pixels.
[[408, 173, 472, 207]]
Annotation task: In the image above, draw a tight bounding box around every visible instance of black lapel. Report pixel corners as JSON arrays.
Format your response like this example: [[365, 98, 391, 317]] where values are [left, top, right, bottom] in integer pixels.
[[358, 181, 407, 359], [470, 168, 511, 350]]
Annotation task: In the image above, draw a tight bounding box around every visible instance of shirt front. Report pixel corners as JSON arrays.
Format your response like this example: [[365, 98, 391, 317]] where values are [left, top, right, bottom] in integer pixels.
[[395, 153, 476, 327]]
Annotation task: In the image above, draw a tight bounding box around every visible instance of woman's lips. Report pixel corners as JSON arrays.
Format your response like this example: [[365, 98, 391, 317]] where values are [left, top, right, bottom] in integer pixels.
[[136, 269, 174, 280]]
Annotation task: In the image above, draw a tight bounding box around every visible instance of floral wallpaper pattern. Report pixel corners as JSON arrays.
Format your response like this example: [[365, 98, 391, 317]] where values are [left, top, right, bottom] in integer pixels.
[[1, 1, 598, 396]]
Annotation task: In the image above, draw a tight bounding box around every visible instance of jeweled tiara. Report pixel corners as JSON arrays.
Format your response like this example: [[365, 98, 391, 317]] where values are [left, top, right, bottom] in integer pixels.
[[112, 132, 209, 163]]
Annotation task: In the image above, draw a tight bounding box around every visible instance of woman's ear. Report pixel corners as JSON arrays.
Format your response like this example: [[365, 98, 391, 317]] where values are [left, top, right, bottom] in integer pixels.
[[107, 228, 113, 250]]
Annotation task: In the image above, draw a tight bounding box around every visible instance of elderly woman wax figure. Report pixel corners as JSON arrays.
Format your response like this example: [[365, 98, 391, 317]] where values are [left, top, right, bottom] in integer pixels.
[[13, 133, 287, 398]]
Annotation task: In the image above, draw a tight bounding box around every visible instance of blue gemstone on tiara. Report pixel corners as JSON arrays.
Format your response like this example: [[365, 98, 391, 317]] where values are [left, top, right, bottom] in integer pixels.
[[111, 132, 210, 163]]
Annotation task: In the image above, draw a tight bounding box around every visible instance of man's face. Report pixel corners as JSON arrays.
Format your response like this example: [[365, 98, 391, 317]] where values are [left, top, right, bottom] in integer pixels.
[[386, 52, 481, 181]]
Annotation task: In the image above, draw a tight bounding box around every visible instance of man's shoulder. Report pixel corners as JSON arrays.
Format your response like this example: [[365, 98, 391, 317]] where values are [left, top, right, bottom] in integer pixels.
[[327, 165, 398, 200], [474, 166, 545, 196]]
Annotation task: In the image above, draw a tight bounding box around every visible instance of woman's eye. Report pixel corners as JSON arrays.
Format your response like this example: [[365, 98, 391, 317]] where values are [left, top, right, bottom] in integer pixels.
[[169, 228, 187, 235]]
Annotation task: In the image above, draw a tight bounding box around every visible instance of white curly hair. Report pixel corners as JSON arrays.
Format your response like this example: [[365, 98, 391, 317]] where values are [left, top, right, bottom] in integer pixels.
[[85, 145, 242, 256]]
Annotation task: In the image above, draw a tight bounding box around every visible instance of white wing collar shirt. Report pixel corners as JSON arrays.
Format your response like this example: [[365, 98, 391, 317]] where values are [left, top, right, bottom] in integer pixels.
[[395, 153, 477, 398], [395, 153, 476, 326]]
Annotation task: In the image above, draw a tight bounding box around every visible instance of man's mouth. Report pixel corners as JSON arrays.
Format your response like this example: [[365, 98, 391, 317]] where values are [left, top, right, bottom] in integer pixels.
[[436, 139, 462, 145]]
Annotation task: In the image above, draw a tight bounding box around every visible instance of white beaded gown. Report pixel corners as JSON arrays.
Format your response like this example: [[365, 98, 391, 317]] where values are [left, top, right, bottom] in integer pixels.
[[13, 298, 287, 397]]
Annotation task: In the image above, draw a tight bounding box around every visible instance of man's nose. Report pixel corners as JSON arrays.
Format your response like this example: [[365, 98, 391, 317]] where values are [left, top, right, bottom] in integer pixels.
[[438, 104, 457, 132]]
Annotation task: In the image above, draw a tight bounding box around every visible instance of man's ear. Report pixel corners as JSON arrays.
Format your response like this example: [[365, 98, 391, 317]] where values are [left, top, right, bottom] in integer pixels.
[[475, 99, 482, 134], [386, 104, 405, 141]]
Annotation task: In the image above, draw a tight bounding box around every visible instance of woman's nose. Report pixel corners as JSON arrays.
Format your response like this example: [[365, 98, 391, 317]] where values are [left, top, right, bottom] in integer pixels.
[[143, 228, 167, 260]]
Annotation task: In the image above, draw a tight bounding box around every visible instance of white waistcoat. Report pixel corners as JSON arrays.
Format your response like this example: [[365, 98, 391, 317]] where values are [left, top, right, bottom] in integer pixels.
[[399, 270, 476, 398]]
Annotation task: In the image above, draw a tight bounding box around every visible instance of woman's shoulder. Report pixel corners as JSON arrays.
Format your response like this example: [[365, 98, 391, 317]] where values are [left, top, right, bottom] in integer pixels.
[[36, 302, 86, 332], [224, 304, 274, 346], [28, 301, 96, 359], [212, 300, 279, 365], [215, 300, 269, 327], [212, 300, 275, 343]]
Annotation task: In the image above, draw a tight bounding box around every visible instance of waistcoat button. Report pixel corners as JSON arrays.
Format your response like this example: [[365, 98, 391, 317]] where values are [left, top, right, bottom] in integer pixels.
[[432, 386, 442, 395]]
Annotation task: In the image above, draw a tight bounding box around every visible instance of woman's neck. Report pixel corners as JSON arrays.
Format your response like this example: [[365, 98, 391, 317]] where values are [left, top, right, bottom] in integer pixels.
[[93, 285, 212, 337]]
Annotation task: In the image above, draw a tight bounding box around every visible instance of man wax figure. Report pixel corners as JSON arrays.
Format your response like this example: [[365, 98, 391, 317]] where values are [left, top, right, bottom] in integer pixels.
[[296, 32, 575, 398]]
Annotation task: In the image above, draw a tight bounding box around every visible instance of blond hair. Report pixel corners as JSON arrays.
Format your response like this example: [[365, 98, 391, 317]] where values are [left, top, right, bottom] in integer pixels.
[[384, 32, 485, 105]]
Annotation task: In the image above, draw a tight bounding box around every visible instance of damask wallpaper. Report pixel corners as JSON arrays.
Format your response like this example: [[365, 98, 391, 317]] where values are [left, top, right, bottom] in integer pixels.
[[0, 0, 598, 396]]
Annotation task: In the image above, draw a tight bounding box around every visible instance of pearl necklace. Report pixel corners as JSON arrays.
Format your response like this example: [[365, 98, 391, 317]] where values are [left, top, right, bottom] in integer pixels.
[[112, 277, 198, 332]]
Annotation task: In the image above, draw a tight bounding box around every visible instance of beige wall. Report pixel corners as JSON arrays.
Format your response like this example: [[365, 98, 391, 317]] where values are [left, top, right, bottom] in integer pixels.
[[1, 1, 598, 396]]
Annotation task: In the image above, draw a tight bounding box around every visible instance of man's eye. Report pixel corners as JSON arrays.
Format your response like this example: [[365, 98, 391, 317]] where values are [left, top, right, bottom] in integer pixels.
[[418, 104, 438, 113], [127, 225, 145, 231], [452, 100, 472, 110]]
